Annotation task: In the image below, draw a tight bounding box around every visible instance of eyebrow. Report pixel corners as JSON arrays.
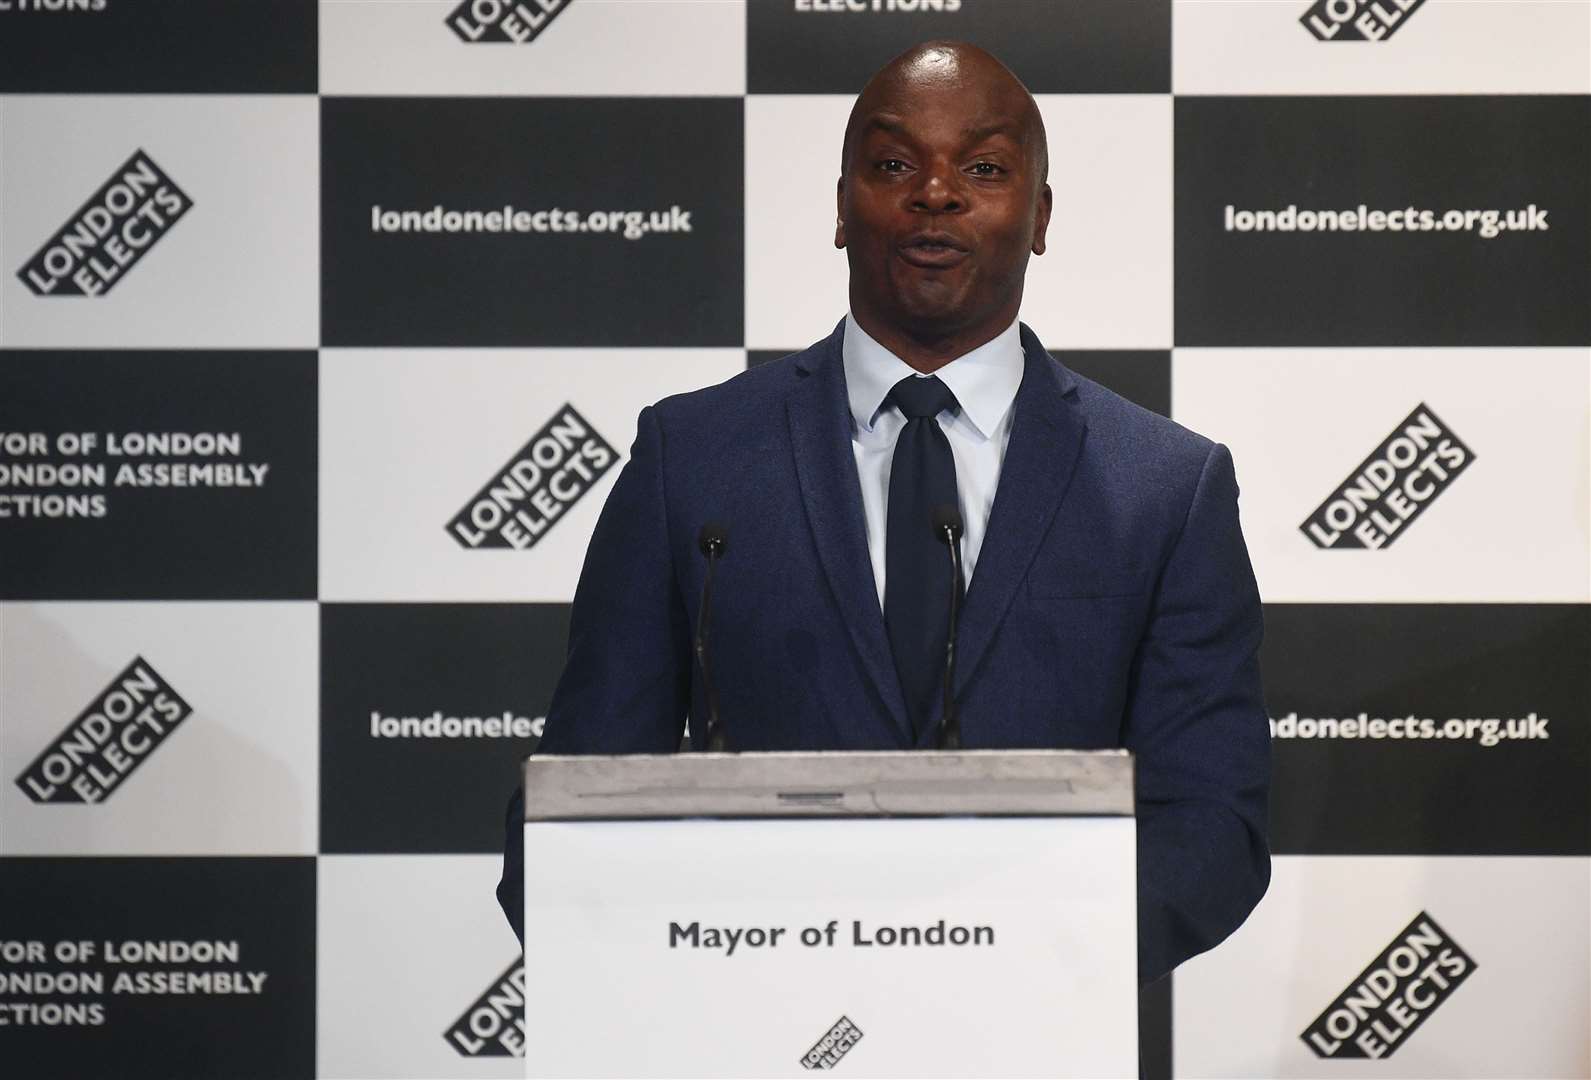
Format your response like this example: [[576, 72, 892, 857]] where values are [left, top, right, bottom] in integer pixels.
[[962, 122, 1020, 144], [861, 115, 910, 140]]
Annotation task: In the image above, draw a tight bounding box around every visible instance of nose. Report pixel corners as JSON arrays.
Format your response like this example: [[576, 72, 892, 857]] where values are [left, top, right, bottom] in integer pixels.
[[909, 159, 964, 214]]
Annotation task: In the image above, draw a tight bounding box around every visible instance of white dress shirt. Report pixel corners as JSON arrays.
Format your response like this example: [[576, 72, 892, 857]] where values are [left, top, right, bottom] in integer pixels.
[[842, 312, 1024, 611]]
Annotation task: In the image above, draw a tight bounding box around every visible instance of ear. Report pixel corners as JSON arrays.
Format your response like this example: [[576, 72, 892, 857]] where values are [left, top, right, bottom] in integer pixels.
[[834, 177, 847, 249], [1031, 183, 1053, 256]]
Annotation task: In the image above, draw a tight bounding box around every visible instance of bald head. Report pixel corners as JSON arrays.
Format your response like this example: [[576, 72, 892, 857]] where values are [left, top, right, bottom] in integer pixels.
[[841, 41, 1048, 184]]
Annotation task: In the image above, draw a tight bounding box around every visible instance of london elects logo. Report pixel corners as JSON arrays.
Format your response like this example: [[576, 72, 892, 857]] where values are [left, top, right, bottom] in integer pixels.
[[801, 1015, 864, 1070], [1301, 0, 1426, 41], [18, 149, 193, 297], [1302, 912, 1475, 1059], [1301, 404, 1474, 550], [447, 404, 618, 550], [15, 657, 194, 803], [445, 958, 526, 1056], [447, 0, 570, 42]]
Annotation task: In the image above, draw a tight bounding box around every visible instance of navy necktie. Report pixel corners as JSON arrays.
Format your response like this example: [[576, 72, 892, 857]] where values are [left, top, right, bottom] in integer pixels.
[[883, 374, 963, 738]]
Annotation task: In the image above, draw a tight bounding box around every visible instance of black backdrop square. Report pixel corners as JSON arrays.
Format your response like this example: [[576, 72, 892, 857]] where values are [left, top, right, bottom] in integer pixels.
[[0, 857, 315, 1080], [320, 603, 570, 854], [1175, 96, 1591, 346], [747, 0, 1168, 93], [321, 97, 744, 347], [0, 0, 316, 93], [0, 351, 316, 600], [1262, 604, 1590, 855], [1057, 350, 1170, 418]]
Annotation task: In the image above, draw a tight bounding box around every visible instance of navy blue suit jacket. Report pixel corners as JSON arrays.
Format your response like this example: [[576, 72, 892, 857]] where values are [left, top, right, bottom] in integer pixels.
[[498, 320, 1271, 985]]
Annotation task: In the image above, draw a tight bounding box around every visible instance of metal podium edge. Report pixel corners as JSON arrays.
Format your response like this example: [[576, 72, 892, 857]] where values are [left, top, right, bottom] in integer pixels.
[[522, 748, 1134, 820]]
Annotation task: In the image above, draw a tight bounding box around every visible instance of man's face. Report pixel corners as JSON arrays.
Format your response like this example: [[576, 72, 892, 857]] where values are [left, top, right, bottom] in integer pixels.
[[837, 60, 1051, 342]]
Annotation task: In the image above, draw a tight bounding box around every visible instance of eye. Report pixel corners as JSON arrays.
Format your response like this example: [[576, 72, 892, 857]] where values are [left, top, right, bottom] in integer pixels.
[[969, 161, 1005, 176], [877, 159, 909, 173]]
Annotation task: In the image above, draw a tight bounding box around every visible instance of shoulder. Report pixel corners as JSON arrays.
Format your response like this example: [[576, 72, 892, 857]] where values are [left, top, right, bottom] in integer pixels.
[[641, 335, 831, 458], [1055, 362, 1230, 506], [651, 349, 808, 428], [1068, 369, 1212, 461], [1017, 322, 1216, 477]]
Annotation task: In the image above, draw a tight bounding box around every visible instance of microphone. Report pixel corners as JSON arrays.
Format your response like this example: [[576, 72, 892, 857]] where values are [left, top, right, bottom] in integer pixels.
[[695, 523, 729, 752], [930, 504, 964, 751]]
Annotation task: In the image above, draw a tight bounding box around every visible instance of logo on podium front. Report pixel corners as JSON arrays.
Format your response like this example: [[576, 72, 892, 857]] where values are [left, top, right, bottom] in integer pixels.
[[801, 1014, 864, 1070]]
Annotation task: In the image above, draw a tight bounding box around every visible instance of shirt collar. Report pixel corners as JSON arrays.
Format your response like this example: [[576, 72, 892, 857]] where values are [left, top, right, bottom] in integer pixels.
[[842, 313, 1024, 440]]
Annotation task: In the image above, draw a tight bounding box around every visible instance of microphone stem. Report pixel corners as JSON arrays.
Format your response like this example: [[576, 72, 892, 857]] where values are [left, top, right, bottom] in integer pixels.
[[939, 526, 962, 750], [696, 544, 726, 751]]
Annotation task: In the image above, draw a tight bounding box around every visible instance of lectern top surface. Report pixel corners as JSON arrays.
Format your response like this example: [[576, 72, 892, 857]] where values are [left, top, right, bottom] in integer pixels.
[[521, 748, 1134, 820]]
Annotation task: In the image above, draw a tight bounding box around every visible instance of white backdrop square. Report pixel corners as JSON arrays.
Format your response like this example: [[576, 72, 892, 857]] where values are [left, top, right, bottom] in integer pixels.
[[318, 347, 745, 601], [1172, 347, 1591, 602], [743, 94, 852, 351], [0, 601, 318, 855], [319, 0, 746, 96], [1173, 0, 1591, 96], [0, 95, 318, 348], [1173, 855, 1591, 1079], [1025, 94, 1172, 349], [316, 854, 524, 1080], [744, 94, 1172, 351]]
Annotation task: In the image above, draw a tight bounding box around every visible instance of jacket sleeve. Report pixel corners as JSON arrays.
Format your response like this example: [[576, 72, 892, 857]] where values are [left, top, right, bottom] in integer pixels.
[[1125, 441, 1271, 985], [497, 404, 693, 942]]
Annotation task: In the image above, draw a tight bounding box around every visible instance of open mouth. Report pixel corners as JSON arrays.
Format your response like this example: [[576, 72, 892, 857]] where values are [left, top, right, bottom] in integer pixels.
[[898, 234, 970, 269]]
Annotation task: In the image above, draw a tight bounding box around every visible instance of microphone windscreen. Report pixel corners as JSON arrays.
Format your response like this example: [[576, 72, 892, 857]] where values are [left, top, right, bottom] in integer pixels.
[[697, 522, 728, 556], [930, 503, 964, 540]]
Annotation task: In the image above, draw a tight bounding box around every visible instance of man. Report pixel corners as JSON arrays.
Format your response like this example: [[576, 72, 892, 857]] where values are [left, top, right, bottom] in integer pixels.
[[499, 41, 1270, 986]]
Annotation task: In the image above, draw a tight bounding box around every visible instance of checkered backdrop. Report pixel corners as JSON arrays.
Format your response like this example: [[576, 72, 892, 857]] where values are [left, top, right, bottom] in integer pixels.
[[1, 2, 1587, 1078]]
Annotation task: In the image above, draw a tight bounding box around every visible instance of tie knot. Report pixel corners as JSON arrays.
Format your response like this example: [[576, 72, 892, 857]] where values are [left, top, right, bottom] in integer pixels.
[[889, 375, 959, 421]]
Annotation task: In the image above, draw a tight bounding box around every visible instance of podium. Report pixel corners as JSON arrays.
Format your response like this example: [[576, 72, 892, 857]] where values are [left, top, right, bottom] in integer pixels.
[[521, 749, 1138, 1079]]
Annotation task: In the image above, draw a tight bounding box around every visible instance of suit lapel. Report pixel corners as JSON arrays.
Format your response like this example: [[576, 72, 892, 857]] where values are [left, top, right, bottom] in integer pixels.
[[915, 325, 1085, 745], [787, 322, 914, 742]]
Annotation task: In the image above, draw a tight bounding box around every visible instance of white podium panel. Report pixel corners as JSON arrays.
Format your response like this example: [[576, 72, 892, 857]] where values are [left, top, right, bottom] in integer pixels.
[[522, 815, 1137, 1079]]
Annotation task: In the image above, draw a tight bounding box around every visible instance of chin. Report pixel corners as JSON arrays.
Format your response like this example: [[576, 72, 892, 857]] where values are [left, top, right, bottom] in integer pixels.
[[897, 294, 974, 333], [888, 281, 964, 323]]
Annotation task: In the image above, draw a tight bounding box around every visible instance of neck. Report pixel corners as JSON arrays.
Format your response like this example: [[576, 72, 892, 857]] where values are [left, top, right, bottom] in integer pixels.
[[849, 307, 1018, 375]]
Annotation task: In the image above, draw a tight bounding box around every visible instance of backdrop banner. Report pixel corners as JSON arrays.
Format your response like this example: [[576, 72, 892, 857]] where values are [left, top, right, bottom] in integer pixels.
[[1, 1, 1586, 1078]]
